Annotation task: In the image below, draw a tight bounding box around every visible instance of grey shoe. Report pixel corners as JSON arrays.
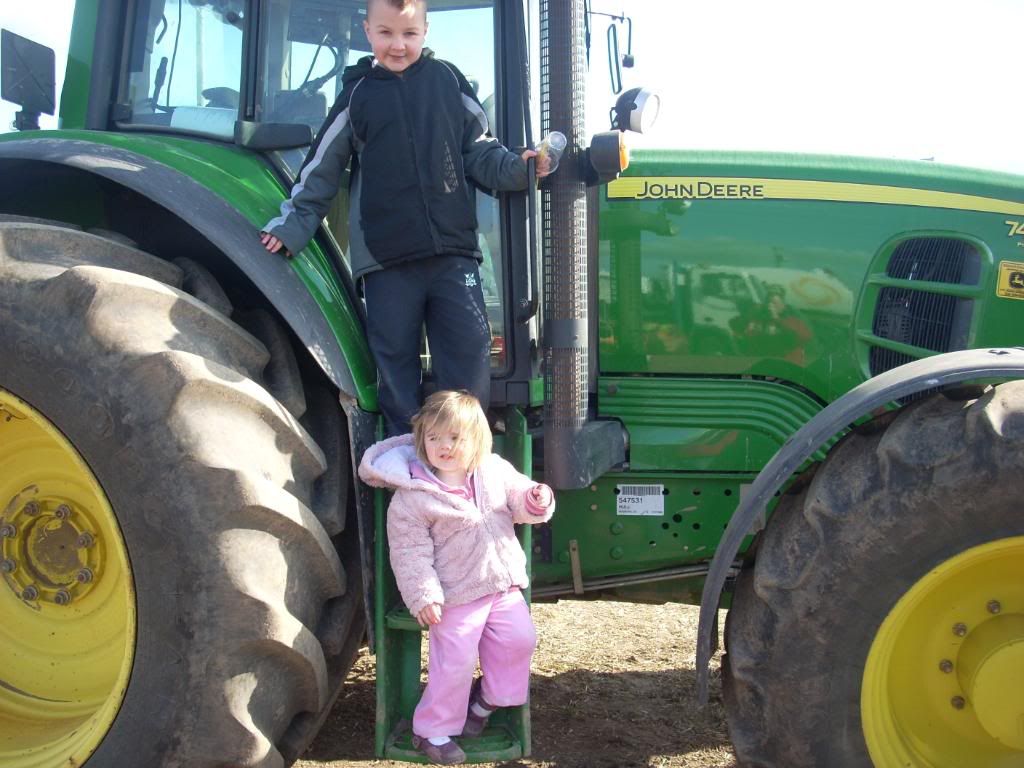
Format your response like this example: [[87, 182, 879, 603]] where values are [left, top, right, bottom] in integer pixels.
[[411, 735, 466, 765], [460, 677, 497, 737]]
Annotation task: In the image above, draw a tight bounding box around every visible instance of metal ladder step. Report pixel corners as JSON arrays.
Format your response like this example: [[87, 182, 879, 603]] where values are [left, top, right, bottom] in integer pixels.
[[384, 605, 422, 632], [386, 723, 524, 763]]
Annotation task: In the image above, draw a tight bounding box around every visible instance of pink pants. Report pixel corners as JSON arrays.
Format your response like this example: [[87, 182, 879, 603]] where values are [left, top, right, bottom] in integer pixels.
[[413, 588, 537, 739]]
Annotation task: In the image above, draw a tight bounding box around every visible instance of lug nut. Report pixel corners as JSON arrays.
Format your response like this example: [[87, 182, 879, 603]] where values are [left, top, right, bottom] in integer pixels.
[[951, 696, 966, 710], [953, 623, 968, 637], [76, 532, 95, 549], [54, 589, 71, 606], [939, 659, 954, 674], [0, 558, 16, 574], [987, 600, 1001, 615], [76, 568, 94, 584], [21, 585, 38, 601], [0, 523, 16, 538], [55, 505, 72, 520], [22, 501, 39, 516]]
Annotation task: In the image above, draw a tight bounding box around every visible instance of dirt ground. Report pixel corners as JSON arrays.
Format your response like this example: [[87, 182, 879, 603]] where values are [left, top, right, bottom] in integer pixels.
[[296, 601, 737, 768]]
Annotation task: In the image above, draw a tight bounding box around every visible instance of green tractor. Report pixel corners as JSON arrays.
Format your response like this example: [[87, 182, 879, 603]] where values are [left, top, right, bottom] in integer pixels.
[[1, 1, 1023, 767]]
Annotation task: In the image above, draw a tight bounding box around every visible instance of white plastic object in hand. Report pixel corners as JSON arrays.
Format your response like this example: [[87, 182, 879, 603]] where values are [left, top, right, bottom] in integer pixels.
[[537, 131, 567, 173]]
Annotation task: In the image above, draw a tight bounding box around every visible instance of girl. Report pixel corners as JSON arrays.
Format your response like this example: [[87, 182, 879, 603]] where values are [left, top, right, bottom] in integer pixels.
[[358, 390, 554, 765]]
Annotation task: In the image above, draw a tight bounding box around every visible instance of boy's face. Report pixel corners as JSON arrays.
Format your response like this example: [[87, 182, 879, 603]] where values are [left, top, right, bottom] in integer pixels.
[[364, 1, 428, 73]]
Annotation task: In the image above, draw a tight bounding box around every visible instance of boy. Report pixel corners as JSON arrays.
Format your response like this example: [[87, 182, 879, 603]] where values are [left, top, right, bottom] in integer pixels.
[[261, 0, 550, 436]]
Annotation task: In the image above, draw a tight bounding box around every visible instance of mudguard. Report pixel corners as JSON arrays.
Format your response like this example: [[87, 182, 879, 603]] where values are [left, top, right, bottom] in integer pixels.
[[0, 137, 359, 400], [695, 347, 1024, 704]]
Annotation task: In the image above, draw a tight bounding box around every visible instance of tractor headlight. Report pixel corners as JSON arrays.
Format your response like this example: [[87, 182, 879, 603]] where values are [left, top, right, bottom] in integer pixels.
[[613, 86, 660, 134]]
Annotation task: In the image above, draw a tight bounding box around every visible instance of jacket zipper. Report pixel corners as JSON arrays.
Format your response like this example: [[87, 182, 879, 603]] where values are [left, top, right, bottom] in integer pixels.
[[399, 75, 442, 253]]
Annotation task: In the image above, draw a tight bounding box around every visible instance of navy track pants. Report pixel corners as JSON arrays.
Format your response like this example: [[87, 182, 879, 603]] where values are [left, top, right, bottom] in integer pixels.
[[362, 255, 491, 436]]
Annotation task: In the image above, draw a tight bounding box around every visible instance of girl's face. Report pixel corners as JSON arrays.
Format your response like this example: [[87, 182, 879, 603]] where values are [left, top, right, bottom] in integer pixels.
[[423, 421, 470, 476]]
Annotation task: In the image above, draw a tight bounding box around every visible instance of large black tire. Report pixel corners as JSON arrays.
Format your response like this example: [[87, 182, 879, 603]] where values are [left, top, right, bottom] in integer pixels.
[[0, 221, 364, 767], [723, 382, 1024, 767]]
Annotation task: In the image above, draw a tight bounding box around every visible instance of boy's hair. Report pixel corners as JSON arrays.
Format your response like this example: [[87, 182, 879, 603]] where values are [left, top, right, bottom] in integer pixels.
[[411, 390, 492, 472], [367, 0, 427, 13]]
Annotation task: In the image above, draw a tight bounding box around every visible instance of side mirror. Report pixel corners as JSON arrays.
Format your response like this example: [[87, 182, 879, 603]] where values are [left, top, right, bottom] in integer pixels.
[[601, 14, 634, 93], [234, 121, 314, 151], [606, 24, 623, 94], [1, 29, 56, 131], [612, 86, 660, 134]]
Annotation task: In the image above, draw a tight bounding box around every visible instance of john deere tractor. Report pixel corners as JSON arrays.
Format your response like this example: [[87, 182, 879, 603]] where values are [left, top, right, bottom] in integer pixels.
[[1, 1, 1022, 766]]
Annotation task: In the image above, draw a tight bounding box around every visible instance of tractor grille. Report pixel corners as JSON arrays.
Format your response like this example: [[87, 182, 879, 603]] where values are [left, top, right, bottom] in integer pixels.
[[868, 237, 979, 395], [884, 237, 980, 285], [872, 288, 968, 353]]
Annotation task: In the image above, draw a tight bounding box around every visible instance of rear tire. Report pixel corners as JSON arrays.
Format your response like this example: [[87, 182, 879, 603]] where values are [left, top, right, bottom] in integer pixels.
[[723, 383, 1024, 767], [0, 222, 364, 767]]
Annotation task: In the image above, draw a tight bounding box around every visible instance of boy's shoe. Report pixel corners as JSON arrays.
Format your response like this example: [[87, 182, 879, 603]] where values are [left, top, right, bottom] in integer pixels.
[[411, 735, 466, 765], [460, 677, 497, 737]]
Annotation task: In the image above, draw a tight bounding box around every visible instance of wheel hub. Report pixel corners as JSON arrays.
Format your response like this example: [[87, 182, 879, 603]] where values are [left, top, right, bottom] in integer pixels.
[[0, 388, 134, 768], [957, 615, 1024, 749], [2, 499, 101, 606], [863, 537, 1024, 768]]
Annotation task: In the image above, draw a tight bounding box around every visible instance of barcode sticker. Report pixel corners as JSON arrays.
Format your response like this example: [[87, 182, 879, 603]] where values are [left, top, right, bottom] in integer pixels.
[[615, 484, 665, 516]]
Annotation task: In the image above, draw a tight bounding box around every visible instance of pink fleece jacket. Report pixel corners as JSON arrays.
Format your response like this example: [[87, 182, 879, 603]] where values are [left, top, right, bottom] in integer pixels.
[[358, 434, 555, 616]]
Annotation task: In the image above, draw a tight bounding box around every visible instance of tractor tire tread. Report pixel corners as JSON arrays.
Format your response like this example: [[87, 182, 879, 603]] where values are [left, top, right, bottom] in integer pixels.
[[723, 382, 1024, 767], [0, 222, 362, 768]]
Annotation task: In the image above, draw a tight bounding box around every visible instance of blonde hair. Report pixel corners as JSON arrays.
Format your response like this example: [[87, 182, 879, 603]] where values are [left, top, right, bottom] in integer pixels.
[[411, 390, 492, 472]]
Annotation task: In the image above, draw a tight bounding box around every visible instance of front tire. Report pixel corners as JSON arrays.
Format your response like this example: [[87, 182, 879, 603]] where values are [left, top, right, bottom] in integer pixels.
[[0, 222, 363, 767], [723, 382, 1024, 767]]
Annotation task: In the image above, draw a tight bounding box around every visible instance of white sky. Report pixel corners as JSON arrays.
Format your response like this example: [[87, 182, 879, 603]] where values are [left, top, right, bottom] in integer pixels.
[[585, 0, 1024, 174], [2, 0, 1023, 175]]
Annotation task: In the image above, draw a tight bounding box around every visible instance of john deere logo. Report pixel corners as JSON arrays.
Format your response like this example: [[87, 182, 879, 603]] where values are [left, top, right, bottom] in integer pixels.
[[996, 260, 1024, 300]]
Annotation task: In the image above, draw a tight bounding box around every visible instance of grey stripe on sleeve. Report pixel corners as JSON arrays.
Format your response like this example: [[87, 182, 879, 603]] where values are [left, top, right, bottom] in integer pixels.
[[461, 94, 489, 136], [264, 101, 355, 233], [348, 77, 368, 152]]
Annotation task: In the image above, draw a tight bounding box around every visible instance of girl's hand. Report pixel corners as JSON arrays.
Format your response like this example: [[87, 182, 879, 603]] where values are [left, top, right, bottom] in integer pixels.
[[260, 231, 286, 255], [522, 149, 553, 179], [528, 483, 553, 509], [417, 603, 443, 627]]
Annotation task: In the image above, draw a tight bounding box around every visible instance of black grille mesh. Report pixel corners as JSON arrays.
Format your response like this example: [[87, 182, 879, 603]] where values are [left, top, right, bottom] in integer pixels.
[[872, 288, 962, 352], [541, 0, 588, 431], [869, 347, 917, 379], [886, 237, 980, 285], [869, 238, 977, 390]]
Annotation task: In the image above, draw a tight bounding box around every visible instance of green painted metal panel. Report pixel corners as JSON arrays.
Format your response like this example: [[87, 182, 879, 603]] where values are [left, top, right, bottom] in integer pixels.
[[60, 0, 97, 129], [560, 148, 1024, 604], [598, 377, 825, 472], [599, 150, 1024, 403], [0, 129, 377, 408], [533, 473, 759, 591]]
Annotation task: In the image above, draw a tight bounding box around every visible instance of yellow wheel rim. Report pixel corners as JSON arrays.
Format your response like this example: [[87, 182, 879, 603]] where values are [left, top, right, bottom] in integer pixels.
[[863, 537, 1024, 767], [0, 388, 135, 768]]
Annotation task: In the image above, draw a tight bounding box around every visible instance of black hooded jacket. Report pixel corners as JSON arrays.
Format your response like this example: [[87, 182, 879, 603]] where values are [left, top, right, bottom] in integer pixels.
[[264, 50, 528, 279]]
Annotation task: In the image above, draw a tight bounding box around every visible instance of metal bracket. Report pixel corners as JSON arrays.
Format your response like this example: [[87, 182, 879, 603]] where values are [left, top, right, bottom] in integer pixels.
[[569, 539, 584, 595]]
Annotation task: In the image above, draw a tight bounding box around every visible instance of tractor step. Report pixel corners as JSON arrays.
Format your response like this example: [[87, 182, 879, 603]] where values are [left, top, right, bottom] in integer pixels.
[[384, 606, 421, 631], [386, 723, 523, 763]]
